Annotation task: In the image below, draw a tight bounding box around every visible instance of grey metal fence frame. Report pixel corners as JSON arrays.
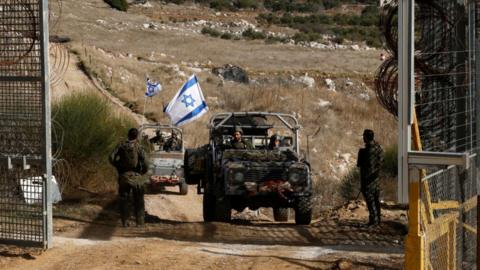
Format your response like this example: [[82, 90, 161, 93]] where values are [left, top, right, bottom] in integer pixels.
[[0, 0, 52, 248]]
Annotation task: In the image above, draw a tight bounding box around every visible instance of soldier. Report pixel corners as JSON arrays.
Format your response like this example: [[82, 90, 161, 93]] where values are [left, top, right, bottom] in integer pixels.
[[150, 130, 165, 148], [268, 134, 281, 150], [141, 134, 154, 153], [110, 128, 148, 227], [228, 127, 253, 150], [357, 129, 384, 226], [163, 131, 182, 152]]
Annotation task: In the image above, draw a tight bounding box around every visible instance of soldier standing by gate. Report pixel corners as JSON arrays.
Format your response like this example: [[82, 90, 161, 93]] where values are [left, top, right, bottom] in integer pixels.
[[357, 129, 384, 226], [110, 128, 148, 227]]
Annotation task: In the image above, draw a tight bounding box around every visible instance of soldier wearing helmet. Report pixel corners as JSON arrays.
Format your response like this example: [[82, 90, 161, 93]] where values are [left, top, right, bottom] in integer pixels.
[[228, 127, 253, 150], [163, 131, 182, 152], [268, 134, 282, 150]]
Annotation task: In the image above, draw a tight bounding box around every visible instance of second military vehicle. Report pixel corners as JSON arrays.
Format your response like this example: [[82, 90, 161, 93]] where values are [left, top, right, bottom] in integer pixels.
[[139, 124, 188, 195]]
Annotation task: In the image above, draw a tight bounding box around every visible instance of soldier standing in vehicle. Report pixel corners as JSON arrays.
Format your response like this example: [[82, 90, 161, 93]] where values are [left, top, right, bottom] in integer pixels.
[[150, 130, 165, 148], [228, 127, 253, 150], [110, 128, 148, 227], [268, 134, 281, 150], [357, 129, 384, 226], [163, 131, 182, 151]]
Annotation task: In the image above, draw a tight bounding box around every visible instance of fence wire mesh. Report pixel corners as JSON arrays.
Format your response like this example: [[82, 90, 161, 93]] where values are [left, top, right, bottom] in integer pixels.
[[410, 0, 479, 269], [378, 0, 480, 268], [0, 0, 48, 247]]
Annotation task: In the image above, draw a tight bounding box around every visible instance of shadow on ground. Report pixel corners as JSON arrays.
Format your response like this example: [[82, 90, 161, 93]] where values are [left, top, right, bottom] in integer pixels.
[[53, 200, 406, 253]]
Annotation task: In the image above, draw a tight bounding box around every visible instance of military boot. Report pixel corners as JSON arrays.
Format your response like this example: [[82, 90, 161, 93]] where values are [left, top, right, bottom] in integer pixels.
[[136, 213, 145, 227], [119, 197, 130, 228]]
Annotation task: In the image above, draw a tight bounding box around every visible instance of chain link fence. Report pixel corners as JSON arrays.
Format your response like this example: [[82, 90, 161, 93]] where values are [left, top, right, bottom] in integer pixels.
[[0, 0, 50, 247], [412, 0, 479, 269]]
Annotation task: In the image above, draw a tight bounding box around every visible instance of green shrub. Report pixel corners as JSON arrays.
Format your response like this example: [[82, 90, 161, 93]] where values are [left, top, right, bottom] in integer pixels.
[[236, 0, 258, 9], [340, 168, 361, 201], [104, 0, 128, 11], [210, 0, 234, 10], [220, 32, 233, 40], [52, 92, 135, 196], [52, 92, 134, 162], [382, 144, 398, 177], [201, 27, 222, 37], [242, 28, 267, 40]]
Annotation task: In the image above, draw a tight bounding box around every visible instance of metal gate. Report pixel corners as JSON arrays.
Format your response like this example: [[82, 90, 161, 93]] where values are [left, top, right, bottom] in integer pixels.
[[0, 0, 52, 248], [393, 0, 479, 269]]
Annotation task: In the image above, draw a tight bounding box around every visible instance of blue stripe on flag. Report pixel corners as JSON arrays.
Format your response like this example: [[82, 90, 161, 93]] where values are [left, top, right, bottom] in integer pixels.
[[178, 76, 198, 97], [175, 101, 208, 126]]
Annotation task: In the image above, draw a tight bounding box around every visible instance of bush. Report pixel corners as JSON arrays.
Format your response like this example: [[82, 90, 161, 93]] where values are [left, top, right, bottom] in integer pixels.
[[52, 92, 135, 196], [264, 0, 322, 13], [236, 0, 258, 9], [210, 0, 234, 10], [382, 144, 398, 177], [104, 0, 128, 11], [242, 28, 267, 40], [201, 27, 222, 37], [340, 168, 361, 201], [220, 32, 233, 40]]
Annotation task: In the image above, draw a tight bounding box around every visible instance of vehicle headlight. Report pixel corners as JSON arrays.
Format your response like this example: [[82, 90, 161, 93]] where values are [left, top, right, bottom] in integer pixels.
[[289, 172, 300, 183], [234, 172, 244, 183]]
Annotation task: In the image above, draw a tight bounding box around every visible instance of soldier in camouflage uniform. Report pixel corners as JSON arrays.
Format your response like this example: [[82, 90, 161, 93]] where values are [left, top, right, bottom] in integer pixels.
[[110, 128, 148, 227], [227, 127, 253, 150], [268, 134, 281, 150], [163, 131, 182, 152], [357, 129, 384, 226], [150, 130, 165, 148]]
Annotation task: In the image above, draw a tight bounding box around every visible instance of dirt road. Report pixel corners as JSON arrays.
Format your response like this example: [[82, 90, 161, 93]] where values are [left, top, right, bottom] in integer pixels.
[[0, 186, 405, 270]]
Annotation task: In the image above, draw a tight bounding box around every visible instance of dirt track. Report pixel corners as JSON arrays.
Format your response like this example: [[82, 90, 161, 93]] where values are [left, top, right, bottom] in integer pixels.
[[0, 186, 405, 270]]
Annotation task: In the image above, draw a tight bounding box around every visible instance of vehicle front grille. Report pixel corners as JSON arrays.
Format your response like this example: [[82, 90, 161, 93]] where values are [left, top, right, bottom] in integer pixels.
[[244, 168, 286, 182], [153, 167, 175, 176]]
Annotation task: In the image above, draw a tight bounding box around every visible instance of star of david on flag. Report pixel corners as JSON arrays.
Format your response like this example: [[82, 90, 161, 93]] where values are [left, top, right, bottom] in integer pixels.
[[165, 75, 208, 127], [145, 78, 162, 97]]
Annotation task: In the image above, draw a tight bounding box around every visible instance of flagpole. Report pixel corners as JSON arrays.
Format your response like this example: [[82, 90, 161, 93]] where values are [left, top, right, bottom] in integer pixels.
[[143, 75, 149, 117], [143, 96, 148, 116]]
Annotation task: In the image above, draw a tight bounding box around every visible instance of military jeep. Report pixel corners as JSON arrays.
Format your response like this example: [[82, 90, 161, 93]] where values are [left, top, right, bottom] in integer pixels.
[[186, 112, 312, 224], [139, 124, 188, 195]]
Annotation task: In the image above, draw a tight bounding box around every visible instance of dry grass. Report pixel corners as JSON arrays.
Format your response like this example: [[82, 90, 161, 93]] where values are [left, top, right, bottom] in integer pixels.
[[55, 0, 396, 208], [70, 42, 396, 209]]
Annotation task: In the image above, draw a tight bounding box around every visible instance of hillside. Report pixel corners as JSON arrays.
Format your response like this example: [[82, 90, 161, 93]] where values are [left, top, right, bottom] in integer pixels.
[[49, 0, 396, 207], [0, 1, 406, 269]]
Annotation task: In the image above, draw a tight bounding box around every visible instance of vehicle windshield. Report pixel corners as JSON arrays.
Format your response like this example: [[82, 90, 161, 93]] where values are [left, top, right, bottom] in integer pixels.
[[140, 127, 183, 153], [211, 114, 298, 152]]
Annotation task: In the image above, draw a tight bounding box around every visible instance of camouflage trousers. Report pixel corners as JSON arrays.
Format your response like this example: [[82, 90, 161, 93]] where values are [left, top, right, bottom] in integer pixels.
[[118, 179, 145, 227], [361, 183, 381, 225]]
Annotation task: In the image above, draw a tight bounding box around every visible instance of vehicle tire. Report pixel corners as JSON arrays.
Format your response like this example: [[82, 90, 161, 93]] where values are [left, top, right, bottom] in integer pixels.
[[273, 207, 289, 222], [294, 196, 312, 225], [184, 150, 193, 184], [203, 193, 216, 222], [179, 181, 188, 195], [214, 196, 231, 222]]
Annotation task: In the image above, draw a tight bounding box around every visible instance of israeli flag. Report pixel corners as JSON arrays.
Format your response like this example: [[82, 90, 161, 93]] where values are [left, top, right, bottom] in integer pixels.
[[165, 75, 208, 126], [145, 78, 162, 97]]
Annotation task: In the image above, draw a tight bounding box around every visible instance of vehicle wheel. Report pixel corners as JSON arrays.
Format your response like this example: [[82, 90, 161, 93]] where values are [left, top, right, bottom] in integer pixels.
[[203, 193, 216, 222], [214, 196, 231, 222], [179, 181, 188, 195], [184, 150, 193, 184], [294, 196, 312, 225], [273, 207, 289, 222]]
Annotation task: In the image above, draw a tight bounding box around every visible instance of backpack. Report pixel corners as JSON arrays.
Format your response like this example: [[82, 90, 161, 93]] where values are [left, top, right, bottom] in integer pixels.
[[116, 141, 140, 172]]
